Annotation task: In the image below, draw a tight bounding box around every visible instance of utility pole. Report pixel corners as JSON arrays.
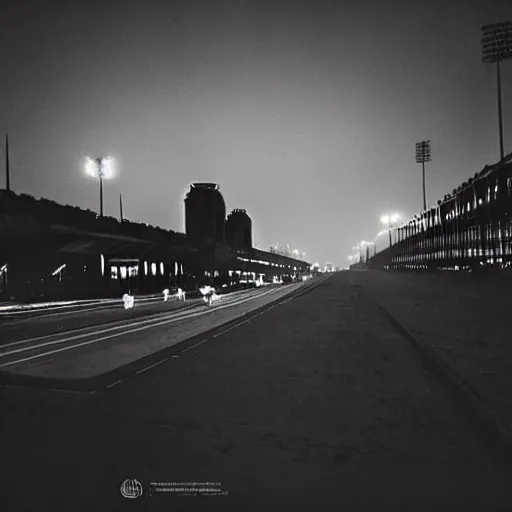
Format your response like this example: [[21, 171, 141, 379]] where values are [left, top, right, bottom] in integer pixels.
[[119, 193, 124, 222]]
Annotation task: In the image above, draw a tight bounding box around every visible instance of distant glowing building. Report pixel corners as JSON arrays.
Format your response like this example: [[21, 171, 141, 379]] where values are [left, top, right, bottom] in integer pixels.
[[184, 183, 226, 244]]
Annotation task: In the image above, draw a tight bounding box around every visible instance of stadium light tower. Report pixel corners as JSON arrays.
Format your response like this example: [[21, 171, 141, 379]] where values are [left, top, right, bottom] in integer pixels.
[[85, 156, 115, 216], [482, 21, 512, 161], [415, 141, 431, 211]]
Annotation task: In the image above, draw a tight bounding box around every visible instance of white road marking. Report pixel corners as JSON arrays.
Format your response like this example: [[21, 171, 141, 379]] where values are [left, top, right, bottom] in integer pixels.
[[180, 339, 208, 353], [106, 380, 123, 389], [135, 358, 168, 374], [213, 320, 248, 338], [0, 313, 206, 368], [42, 388, 97, 395], [0, 285, 301, 367], [1, 287, 275, 351]]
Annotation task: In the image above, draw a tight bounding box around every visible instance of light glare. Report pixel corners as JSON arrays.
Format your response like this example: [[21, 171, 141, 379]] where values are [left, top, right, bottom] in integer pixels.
[[84, 156, 115, 179]]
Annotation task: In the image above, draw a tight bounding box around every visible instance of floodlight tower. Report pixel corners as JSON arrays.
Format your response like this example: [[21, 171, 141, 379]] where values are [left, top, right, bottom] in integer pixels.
[[85, 156, 115, 216], [415, 141, 431, 211], [482, 21, 512, 161]]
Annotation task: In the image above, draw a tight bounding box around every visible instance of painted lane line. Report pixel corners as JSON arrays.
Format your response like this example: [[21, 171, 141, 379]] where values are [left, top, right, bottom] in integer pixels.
[[43, 388, 97, 395], [0, 297, 165, 322], [135, 358, 168, 375], [1, 312, 185, 350], [106, 380, 123, 389], [1, 286, 301, 366], [0, 295, 163, 315], [180, 339, 208, 354], [0, 299, 229, 356], [1, 287, 274, 351], [0, 384, 97, 395], [213, 320, 248, 338], [0, 292, 265, 367], [0, 312, 211, 368]]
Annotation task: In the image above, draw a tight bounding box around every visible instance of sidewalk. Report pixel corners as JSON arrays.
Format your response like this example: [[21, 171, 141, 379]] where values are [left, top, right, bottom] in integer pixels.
[[350, 270, 512, 444]]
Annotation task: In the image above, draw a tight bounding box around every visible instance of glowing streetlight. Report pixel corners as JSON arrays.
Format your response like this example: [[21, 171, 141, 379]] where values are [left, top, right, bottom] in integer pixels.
[[85, 156, 115, 216], [381, 213, 401, 246]]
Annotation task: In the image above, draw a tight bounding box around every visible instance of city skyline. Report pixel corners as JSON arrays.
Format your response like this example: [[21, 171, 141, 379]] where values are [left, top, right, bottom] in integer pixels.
[[0, 0, 511, 266]]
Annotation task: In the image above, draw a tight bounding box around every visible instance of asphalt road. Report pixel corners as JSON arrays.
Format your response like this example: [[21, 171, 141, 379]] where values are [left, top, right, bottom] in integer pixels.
[[1, 272, 511, 511]]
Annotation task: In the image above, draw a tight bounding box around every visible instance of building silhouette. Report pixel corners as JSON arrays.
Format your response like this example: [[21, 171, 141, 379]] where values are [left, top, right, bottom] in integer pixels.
[[225, 208, 252, 252], [184, 183, 226, 244]]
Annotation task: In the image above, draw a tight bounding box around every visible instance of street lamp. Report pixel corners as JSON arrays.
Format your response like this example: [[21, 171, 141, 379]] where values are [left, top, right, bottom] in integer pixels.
[[85, 156, 115, 216], [415, 141, 431, 211], [359, 240, 375, 263], [482, 21, 512, 161], [381, 213, 401, 247]]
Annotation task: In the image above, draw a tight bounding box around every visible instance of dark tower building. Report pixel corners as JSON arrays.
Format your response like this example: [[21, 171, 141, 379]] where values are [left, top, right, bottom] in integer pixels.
[[225, 208, 252, 252], [184, 183, 226, 244]]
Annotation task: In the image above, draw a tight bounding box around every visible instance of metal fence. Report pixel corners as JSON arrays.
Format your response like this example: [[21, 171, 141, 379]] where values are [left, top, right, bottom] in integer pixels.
[[368, 152, 512, 270]]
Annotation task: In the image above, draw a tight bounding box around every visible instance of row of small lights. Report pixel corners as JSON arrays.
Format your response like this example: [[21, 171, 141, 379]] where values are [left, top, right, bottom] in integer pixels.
[[347, 193, 499, 266]]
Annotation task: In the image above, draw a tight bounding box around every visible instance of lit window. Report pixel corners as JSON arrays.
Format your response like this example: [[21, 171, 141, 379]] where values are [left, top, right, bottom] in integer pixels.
[[160, 262, 164, 275], [111, 266, 118, 280], [144, 261, 148, 276], [151, 263, 157, 276], [120, 266, 127, 279]]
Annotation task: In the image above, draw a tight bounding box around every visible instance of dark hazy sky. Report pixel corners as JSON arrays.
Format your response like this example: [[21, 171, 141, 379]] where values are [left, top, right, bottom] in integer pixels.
[[1, 0, 511, 266]]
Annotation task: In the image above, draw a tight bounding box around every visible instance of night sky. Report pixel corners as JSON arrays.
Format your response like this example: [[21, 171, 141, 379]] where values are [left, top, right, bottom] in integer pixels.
[[1, 0, 510, 266]]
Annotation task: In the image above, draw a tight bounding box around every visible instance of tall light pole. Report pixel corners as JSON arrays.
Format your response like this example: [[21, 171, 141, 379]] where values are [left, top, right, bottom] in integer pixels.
[[119, 193, 124, 222], [359, 241, 373, 264], [85, 156, 115, 216], [415, 141, 431, 211], [482, 21, 512, 162], [5, 133, 10, 191], [380, 213, 401, 247]]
